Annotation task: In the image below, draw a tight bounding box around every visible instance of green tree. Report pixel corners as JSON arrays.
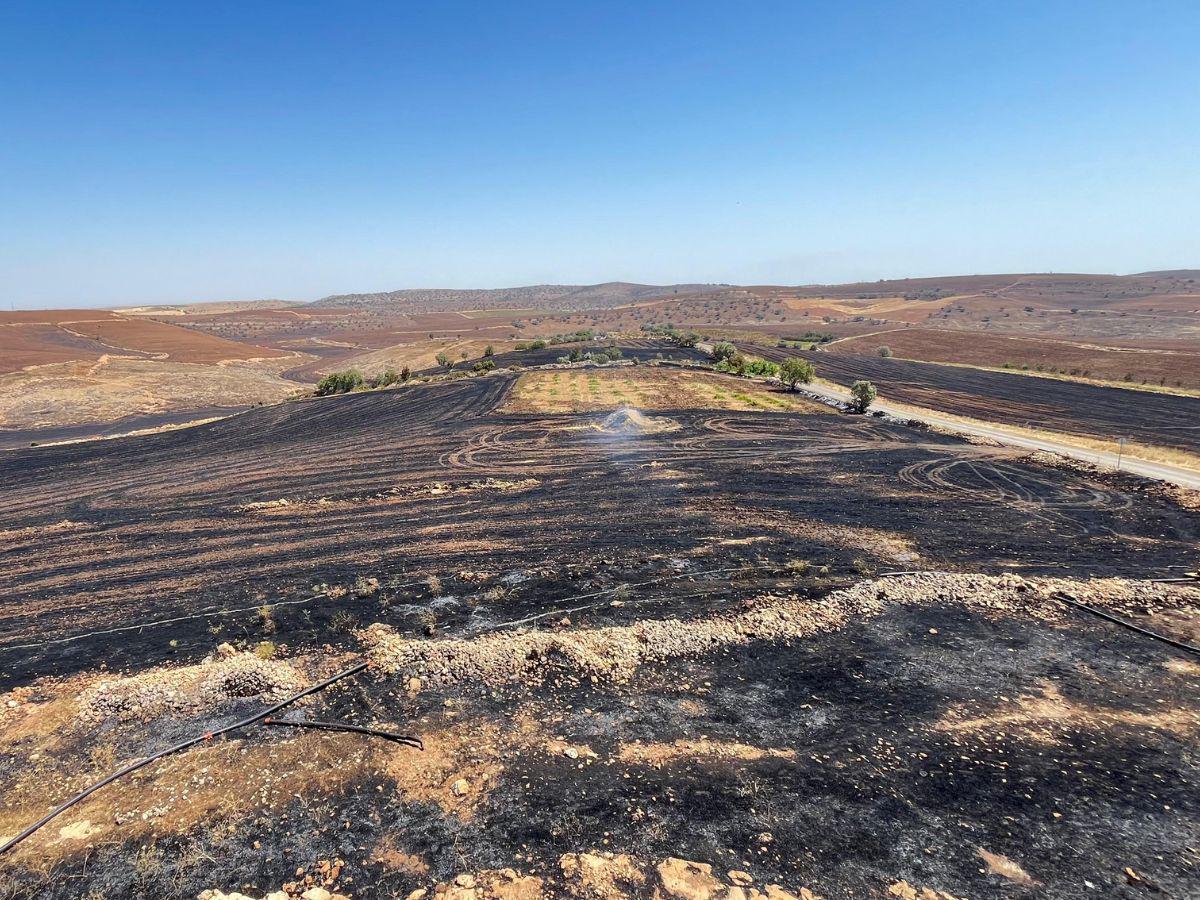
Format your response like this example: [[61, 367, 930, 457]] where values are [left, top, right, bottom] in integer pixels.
[[472, 358, 496, 374], [850, 380, 877, 413], [435, 351, 452, 370], [483, 344, 495, 357], [878, 346, 893, 358], [779, 358, 815, 389], [709, 341, 737, 363]]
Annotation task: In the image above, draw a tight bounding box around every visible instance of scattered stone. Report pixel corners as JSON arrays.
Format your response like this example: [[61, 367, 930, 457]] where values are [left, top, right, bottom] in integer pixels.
[[559, 852, 647, 899], [656, 858, 724, 900], [363, 574, 1198, 692]]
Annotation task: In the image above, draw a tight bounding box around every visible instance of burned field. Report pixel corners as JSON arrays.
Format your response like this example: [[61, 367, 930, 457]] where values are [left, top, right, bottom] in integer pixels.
[[745, 345, 1200, 456], [1, 370, 1198, 899]]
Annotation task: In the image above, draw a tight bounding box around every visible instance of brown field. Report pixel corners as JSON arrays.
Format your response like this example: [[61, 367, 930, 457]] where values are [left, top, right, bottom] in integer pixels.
[[503, 368, 826, 414], [829, 327, 1200, 390], [0, 311, 287, 375]]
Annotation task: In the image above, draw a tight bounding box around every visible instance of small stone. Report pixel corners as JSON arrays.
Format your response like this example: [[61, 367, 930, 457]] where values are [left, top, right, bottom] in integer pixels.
[[405, 890, 428, 900], [728, 871, 754, 886], [451, 778, 470, 796], [455, 874, 476, 888], [564, 747, 579, 760], [302, 888, 333, 900]]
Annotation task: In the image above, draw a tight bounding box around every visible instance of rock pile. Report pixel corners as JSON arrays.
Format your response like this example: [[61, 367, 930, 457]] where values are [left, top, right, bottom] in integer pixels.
[[80, 646, 304, 722], [410, 854, 821, 899], [362, 574, 1199, 691]]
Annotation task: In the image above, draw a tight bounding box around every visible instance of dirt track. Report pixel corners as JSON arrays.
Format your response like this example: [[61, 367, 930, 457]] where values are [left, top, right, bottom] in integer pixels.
[[742, 345, 1200, 454], [1, 372, 1198, 899]]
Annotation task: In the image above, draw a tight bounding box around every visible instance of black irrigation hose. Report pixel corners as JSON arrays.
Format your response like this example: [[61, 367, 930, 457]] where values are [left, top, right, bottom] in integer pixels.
[[262, 717, 424, 750], [1052, 592, 1200, 657], [0, 660, 371, 858]]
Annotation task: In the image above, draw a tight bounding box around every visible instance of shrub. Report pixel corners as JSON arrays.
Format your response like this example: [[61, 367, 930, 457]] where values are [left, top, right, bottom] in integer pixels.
[[850, 380, 877, 413], [714, 353, 747, 375], [484, 344, 495, 357], [400, 366, 412, 382], [878, 346, 893, 358], [529, 339, 548, 350], [709, 342, 737, 363], [472, 358, 496, 373], [744, 359, 779, 378], [315, 370, 364, 396], [435, 351, 452, 370], [369, 368, 400, 388], [779, 358, 815, 389]]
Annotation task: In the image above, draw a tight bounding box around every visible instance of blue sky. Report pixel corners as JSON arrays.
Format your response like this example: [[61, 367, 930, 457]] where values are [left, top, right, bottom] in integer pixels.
[[2, 1, 1198, 308]]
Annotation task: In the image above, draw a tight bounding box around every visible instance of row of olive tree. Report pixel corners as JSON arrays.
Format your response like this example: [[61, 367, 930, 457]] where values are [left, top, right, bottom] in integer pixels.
[[710, 341, 876, 412]]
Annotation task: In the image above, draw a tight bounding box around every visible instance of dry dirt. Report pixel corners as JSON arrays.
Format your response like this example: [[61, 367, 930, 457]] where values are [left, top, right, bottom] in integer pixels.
[[0, 355, 305, 429]]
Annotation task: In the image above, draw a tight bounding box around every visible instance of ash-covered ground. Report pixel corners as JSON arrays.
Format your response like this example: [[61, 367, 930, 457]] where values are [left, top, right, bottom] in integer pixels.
[[1, 366, 1197, 899]]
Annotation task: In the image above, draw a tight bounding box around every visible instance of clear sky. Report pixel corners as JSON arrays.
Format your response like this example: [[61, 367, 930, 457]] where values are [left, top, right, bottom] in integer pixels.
[[2, 1, 1198, 309]]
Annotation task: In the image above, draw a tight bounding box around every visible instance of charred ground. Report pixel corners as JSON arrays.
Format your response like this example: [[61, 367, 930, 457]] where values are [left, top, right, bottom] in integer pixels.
[[1, 368, 1197, 899]]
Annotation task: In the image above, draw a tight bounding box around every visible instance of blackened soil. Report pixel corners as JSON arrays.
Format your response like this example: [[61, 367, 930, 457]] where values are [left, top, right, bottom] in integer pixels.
[[1, 373, 1195, 686], [1, 368, 1198, 899], [746, 345, 1200, 454], [5, 604, 1197, 899]]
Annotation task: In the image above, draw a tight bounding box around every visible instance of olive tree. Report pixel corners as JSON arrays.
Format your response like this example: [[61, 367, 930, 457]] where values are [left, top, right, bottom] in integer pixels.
[[779, 357, 815, 390], [850, 380, 877, 413]]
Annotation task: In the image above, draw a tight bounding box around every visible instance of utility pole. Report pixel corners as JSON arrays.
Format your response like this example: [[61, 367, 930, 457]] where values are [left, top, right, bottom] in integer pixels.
[[1116, 436, 1126, 472]]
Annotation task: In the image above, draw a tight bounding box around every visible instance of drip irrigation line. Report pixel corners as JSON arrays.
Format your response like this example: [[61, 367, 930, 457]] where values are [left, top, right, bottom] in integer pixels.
[[1052, 592, 1200, 656], [0, 660, 372, 858], [474, 564, 766, 633], [262, 717, 424, 749], [2, 580, 430, 653]]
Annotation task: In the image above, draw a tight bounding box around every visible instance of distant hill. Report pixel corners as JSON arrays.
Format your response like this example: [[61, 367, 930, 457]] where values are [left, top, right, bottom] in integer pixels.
[[115, 299, 305, 317], [310, 282, 728, 313], [1134, 269, 1200, 279]]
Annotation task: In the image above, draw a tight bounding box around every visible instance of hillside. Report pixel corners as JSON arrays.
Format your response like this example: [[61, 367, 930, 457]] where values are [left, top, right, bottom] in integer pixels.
[[311, 282, 727, 312], [5, 269, 1198, 435]]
